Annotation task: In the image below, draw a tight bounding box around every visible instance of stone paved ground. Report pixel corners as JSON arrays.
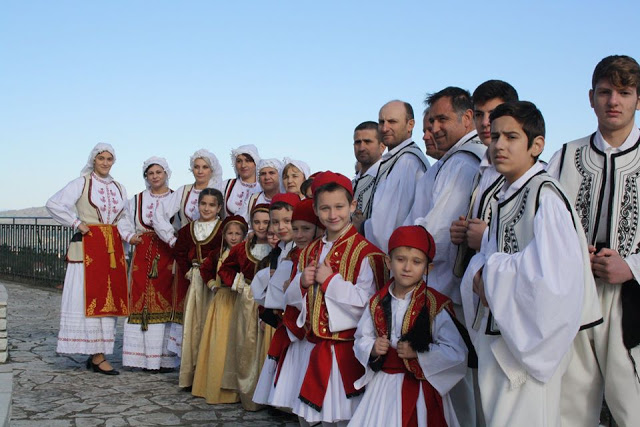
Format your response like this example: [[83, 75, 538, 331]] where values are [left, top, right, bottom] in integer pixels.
[[3, 280, 298, 426]]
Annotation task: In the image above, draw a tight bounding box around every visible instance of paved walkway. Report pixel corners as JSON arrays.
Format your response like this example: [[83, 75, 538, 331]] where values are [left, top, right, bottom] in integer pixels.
[[4, 280, 297, 426]]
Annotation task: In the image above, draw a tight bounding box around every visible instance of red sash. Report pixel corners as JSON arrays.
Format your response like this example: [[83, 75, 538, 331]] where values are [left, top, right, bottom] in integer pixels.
[[382, 348, 448, 427], [299, 337, 364, 411], [129, 231, 174, 329], [83, 224, 129, 317]]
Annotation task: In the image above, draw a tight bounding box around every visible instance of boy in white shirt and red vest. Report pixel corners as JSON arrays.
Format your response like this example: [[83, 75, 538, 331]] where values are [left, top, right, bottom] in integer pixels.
[[285, 171, 387, 426], [351, 225, 468, 426]]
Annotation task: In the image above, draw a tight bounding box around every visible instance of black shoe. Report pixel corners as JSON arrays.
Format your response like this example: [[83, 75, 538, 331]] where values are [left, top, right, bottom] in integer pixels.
[[87, 357, 120, 375]]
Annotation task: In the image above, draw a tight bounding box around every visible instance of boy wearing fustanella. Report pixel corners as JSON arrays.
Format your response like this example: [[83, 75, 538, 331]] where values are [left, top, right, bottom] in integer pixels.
[[268, 198, 325, 410], [351, 225, 467, 426], [547, 54, 640, 426], [461, 101, 600, 425], [251, 192, 300, 405], [285, 171, 387, 426]]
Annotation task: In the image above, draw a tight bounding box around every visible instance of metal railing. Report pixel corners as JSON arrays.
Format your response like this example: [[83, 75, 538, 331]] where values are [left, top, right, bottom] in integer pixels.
[[0, 217, 74, 286]]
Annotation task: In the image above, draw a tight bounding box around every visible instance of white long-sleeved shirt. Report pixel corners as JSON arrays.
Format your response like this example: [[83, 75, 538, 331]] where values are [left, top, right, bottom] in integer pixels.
[[117, 189, 172, 243], [460, 162, 584, 383], [285, 235, 377, 333], [223, 178, 261, 217], [364, 139, 429, 253], [410, 133, 482, 304], [46, 173, 128, 230], [353, 285, 468, 395], [250, 240, 294, 307], [152, 184, 200, 246]]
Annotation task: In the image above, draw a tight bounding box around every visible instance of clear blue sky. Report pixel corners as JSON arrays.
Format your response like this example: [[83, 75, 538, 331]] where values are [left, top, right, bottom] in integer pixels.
[[1, 0, 639, 210]]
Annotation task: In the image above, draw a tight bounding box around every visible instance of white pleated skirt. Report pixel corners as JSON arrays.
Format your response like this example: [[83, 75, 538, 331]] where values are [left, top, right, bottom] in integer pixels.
[[269, 338, 314, 409], [56, 263, 117, 355], [291, 343, 362, 424], [167, 323, 183, 358], [122, 321, 178, 369], [253, 357, 277, 405], [348, 371, 459, 427]]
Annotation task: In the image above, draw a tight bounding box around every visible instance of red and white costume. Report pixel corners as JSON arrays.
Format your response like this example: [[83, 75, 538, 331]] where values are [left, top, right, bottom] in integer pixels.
[[285, 225, 387, 424], [46, 143, 128, 355]]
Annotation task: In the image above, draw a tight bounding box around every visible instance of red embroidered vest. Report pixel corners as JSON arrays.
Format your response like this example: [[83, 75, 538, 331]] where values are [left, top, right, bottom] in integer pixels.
[[297, 225, 387, 342], [369, 280, 452, 379], [297, 225, 387, 410]]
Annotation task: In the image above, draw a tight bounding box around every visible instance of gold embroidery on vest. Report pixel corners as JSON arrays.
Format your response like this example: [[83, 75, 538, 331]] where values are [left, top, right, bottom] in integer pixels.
[[346, 240, 367, 282], [369, 294, 380, 334], [338, 236, 355, 278]]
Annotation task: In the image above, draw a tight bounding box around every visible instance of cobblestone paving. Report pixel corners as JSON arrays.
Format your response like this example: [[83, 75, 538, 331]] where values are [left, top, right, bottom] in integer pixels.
[[4, 280, 298, 426]]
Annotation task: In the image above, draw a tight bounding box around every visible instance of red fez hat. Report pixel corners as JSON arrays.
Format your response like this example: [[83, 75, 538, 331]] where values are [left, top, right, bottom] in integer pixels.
[[271, 192, 301, 208], [311, 171, 354, 196], [292, 198, 324, 229], [251, 203, 270, 218], [221, 214, 248, 231], [388, 225, 436, 261]]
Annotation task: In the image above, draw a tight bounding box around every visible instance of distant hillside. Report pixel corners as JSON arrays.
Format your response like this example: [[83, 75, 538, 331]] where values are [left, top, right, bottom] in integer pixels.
[[0, 206, 58, 224], [0, 206, 50, 218]]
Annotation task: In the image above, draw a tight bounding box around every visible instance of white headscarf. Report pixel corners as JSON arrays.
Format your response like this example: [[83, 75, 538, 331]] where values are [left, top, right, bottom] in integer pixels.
[[258, 158, 284, 174], [80, 143, 116, 176], [230, 144, 261, 180], [142, 156, 172, 189], [190, 149, 223, 189], [282, 157, 311, 180], [258, 158, 285, 192]]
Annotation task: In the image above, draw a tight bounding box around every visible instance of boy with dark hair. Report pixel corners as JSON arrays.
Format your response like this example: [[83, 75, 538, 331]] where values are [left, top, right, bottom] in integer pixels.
[[285, 171, 387, 426], [451, 80, 519, 278], [472, 80, 520, 146], [547, 54, 640, 426], [351, 225, 467, 426], [461, 101, 600, 425]]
